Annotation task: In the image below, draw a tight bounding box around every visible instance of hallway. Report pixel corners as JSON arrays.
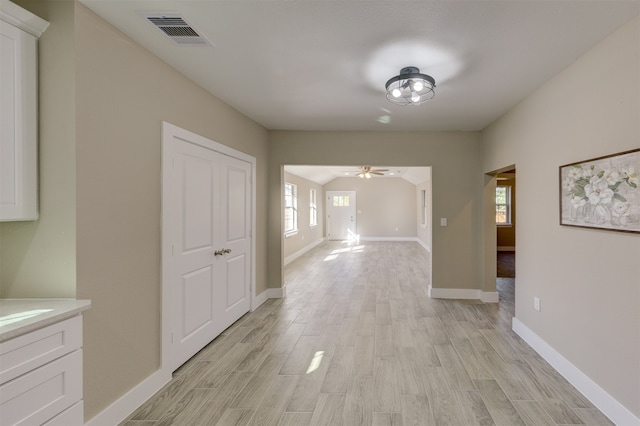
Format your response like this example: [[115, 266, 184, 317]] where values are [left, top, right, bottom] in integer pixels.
[[122, 241, 610, 425]]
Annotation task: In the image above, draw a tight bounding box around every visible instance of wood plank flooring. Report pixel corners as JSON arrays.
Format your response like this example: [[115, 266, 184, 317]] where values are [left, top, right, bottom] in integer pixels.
[[122, 241, 611, 426]]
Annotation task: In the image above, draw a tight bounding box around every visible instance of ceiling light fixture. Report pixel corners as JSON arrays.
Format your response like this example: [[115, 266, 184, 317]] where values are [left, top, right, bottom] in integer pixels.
[[385, 66, 435, 106]]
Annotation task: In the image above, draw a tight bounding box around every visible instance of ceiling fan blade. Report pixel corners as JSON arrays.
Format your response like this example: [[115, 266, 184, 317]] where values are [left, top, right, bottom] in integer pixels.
[[370, 172, 384, 175], [372, 169, 389, 172]]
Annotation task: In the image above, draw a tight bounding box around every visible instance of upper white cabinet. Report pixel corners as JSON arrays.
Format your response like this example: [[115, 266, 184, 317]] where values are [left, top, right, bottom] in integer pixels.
[[0, 0, 48, 221]]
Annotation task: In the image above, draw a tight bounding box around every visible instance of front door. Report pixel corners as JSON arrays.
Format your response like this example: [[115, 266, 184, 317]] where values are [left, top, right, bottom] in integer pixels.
[[163, 123, 253, 372], [326, 191, 357, 240]]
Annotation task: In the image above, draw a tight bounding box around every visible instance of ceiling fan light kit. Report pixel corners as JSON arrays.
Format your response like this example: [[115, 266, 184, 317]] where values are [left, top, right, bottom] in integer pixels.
[[385, 66, 436, 106], [356, 166, 388, 179]]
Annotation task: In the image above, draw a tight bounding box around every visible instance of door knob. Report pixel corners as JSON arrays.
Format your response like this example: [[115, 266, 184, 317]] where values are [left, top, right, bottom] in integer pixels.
[[223, 248, 232, 254], [214, 249, 224, 256]]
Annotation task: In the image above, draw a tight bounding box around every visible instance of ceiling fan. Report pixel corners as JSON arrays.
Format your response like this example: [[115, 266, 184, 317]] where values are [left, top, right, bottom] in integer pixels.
[[350, 166, 389, 179]]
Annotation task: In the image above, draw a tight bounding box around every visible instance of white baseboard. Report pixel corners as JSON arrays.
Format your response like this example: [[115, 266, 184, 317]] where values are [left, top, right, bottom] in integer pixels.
[[359, 236, 418, 242], [252, 288, 269, 311], [428, 285, 499, 303], [497, 246, 515, 251], [359, 237, 431, 253], [252, 286, 285, 311], [85, 369, 171, 426], [284, 238, 325, 265], [91, 286, 287, 426], [512, 318, 640, 426], [480, 291, 499, 303], [415, 238, 431, 253]]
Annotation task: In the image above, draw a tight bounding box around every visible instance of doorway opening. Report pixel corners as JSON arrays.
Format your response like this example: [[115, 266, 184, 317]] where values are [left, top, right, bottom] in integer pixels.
[[486, 165, 516, 305], [496, 168, 516, 280], [281, 165, 432, 281]]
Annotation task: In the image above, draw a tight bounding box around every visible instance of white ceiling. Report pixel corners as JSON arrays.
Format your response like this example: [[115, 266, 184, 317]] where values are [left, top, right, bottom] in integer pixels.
[[284, 165, 431, 185], [79, 0, 640, 132]]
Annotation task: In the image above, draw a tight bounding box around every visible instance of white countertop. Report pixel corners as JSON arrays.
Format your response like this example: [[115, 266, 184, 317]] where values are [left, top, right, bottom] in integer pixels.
[[0, 299, 91, 343]]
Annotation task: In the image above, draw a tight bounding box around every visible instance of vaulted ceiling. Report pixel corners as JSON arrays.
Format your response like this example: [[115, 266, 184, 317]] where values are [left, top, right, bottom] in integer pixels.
[[284, 165, 431, 185]]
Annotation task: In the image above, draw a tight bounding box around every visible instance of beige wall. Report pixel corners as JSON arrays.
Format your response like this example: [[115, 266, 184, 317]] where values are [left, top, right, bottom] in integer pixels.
[[268, 131, 484, 294], [0, 0, 76, 298], [282, 171, 324, 259], [5, 1, 636, 421], [74, 3, 269, 420], [324, 177, 417, 238], [482, 16, 640, 418]]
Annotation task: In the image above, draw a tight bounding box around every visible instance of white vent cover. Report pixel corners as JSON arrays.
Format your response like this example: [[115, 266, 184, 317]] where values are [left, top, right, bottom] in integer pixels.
[[141, 13, 212, 46]]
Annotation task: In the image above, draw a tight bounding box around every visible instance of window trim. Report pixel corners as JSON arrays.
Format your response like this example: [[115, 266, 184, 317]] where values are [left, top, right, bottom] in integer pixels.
[[309, 188, 318, 228], [420, 189, 427, 228], [284, 182, 298, 236], [496, 184, 512, 226]]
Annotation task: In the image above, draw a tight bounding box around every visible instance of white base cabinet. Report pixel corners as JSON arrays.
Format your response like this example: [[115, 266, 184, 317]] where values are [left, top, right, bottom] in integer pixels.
[[0, 316, 84, 426]]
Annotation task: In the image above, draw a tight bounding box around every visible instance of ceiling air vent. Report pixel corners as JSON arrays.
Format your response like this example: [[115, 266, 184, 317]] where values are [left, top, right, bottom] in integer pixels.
[[142, 13, 212, 46]]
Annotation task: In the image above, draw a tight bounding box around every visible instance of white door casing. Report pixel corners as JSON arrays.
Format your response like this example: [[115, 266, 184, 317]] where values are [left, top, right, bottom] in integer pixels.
[[162, 122, 255, 373], [326, 191, 357, 241]]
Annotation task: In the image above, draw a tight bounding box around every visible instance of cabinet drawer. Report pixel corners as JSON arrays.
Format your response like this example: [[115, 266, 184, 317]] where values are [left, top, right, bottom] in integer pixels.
[[42, 401, 83, 426], [0, 316, 82, 385], [0, 349, 82, 426]]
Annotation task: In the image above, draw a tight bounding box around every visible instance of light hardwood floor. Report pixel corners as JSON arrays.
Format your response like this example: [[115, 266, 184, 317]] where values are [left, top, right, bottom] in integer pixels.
[[121, 241, 612, 426]]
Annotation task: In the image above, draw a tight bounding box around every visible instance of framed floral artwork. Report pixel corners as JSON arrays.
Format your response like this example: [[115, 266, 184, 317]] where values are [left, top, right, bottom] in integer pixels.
[[560, 148, 640, 234]]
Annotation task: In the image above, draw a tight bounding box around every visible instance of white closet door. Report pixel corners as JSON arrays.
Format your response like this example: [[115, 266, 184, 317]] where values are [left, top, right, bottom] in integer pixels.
[[217, 155, 252, 328], [166, 134, 252, 371], [170, 141, 221, 369]]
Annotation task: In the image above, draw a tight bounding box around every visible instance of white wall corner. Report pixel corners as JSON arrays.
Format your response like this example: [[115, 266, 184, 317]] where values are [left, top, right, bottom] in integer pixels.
[[512, 318, 640, 426], [85, 369, 171, 426]]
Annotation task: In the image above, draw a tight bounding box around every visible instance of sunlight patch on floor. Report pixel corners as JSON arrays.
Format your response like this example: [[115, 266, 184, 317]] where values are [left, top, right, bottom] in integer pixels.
[[306, 351, 325, 374], [323, 245, 366, 261]]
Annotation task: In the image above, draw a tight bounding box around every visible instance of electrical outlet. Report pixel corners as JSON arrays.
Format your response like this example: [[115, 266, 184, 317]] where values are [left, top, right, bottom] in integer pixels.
[[440, 218, 447, 226], [534, 297, 541, 311]]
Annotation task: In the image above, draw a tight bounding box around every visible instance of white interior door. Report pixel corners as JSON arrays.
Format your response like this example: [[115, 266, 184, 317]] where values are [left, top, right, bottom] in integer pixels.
[[217, 155, 252, 328], [162, 123, 254, 372], [171, 141, 219, 369], [326, 191, 357, 241]]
